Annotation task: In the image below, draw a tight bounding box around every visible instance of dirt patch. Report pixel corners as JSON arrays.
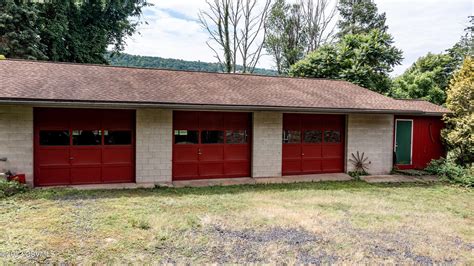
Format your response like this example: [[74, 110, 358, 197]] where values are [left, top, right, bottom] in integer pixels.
[[155, 225, 332, 264], [211, 225, 320, 244], [333, 219, 461, 264], [154, 222, 465, 264]]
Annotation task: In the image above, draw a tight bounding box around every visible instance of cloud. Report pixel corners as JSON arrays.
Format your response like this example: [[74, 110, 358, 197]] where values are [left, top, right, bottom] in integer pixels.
[[125, 0, 472, 73], [125, 0, 276, 69], [125, 4, 213, 62], [375, 0, 472, 76]]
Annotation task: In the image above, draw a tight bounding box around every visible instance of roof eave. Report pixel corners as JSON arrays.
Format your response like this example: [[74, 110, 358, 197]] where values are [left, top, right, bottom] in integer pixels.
[[0, 98, 444, 115]]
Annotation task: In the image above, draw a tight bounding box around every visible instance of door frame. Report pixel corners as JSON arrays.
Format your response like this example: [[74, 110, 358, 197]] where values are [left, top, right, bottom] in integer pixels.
[[394, 119, 413, 165]]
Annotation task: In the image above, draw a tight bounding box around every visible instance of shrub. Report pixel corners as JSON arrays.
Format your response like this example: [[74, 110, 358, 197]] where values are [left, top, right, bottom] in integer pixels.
[[442, 57, 473, 166], [0, 179, 28, 198], [426, 158, 473, 187], [348, 170, 368, 180]]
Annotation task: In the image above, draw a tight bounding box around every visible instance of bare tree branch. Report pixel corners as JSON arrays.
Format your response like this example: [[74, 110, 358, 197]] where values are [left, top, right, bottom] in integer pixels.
[[301, 0, 338, 53], [199, 0, 271, 74], [237, 0, 272, 73], [198, 0, 234, 72]]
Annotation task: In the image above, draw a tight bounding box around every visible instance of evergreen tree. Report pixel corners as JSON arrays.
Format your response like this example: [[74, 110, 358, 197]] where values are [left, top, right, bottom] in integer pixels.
[[0, 0, 47, 60], [337, 0, 387, 37], [446, 16, 473, 70], [0, 0, 149, 64]]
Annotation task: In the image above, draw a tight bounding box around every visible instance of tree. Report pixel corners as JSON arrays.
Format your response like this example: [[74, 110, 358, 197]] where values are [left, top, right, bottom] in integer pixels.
[[36, 1, 71, 62], [446, 16, 473, 71], [39, 0, 149, 64], [238, 0, 272, 73], [389, 16, 473, 106], [337, 0, 387, 37], [0, 0, 149, 64], [289, 29, 402, 93], [389, 53, 455, 105], [0, 0, 47, 60], [264, 0, 337, 74], [301, 0, 338, 53], [263, 0, 287, 74], [105, 52, 278, 75], [199, 0, 233, 72], [442, 57, 474, 166], [198, 0, 271, 73]]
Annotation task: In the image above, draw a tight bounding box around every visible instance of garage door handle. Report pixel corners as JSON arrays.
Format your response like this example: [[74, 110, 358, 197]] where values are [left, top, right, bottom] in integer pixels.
[[69, 157, 75, 160], [198, 149, 202, 155], [301, 153, 305, 156]]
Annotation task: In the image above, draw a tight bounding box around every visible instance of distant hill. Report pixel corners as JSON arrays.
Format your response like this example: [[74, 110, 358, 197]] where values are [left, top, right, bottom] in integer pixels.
[[106, 53, 278, 76]]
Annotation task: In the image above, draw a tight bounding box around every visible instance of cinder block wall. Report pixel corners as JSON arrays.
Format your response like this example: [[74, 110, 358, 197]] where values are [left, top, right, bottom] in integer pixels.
[[136, 109, 172, 184], [252, 111, 283, 177], [346, 114, 394, 174], [0, 105, 34, 185]]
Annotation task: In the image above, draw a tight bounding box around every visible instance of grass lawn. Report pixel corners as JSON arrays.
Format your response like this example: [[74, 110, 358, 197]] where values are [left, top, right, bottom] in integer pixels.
[[0, 181, 473, 264]]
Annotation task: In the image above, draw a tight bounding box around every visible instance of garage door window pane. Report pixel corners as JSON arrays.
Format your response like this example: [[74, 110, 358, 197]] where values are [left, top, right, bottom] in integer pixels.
[[104, 130, 132, 145], [226, 130, 247, 144], [201, 130, 224, 144], [324, 130, 341, 143], [72, 130, 102, 145], [283, 130, 301, 143], [304, 130, 322, 143], [39, 130, 70, 146], [174, 130, 198, 144]]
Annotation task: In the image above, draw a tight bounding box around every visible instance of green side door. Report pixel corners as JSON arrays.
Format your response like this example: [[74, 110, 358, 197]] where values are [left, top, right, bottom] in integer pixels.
[[395, 120, 412, 165]]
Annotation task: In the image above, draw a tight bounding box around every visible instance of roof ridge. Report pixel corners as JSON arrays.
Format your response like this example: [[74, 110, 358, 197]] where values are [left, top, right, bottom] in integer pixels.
[[3, 58, 351, 83]]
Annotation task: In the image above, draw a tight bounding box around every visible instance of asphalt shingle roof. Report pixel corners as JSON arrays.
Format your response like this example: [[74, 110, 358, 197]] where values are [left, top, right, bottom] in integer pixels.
[[0, 59, 448, 114]]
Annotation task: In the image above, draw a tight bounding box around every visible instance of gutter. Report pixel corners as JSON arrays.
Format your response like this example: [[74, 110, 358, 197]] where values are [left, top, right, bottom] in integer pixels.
[[0, 98, 443, 116]]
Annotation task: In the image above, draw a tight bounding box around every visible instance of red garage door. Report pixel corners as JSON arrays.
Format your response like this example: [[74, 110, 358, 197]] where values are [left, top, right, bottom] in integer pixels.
[[34, 108, 135, 186], [283, 114, 345, 175], [173, 111, 251, 180]]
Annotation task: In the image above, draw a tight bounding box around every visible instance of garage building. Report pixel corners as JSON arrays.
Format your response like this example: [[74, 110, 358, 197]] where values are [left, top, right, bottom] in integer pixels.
[[0, 60, 448, 186]]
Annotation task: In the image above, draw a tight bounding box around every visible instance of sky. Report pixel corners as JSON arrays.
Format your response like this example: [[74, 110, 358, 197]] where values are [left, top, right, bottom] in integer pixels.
[[123, 0, 473, 76]]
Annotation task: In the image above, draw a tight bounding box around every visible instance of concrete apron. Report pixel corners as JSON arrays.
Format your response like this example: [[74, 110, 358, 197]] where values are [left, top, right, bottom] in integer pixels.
[[361, 175, 439, 183], [37, 173, 352, 189], [34, 173, 439, 190], [172, 173, 353, 188]]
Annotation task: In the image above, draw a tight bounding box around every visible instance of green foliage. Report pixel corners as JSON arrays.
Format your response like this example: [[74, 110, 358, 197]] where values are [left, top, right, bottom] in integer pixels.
[[388, 16, 473, 106], [442, 57, 474, 166], [264, 0, 307, 74], [348, 170, 368, 180], [425, 158, 473, 187], [106, 53, 278, 76], [0, 0, 47, 60], [0, 0, 149, 64], [337, 0, 387, 36], [289, 29, 402, 93], [389, 53, 455, 105], [0, 179, 28, 198]]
